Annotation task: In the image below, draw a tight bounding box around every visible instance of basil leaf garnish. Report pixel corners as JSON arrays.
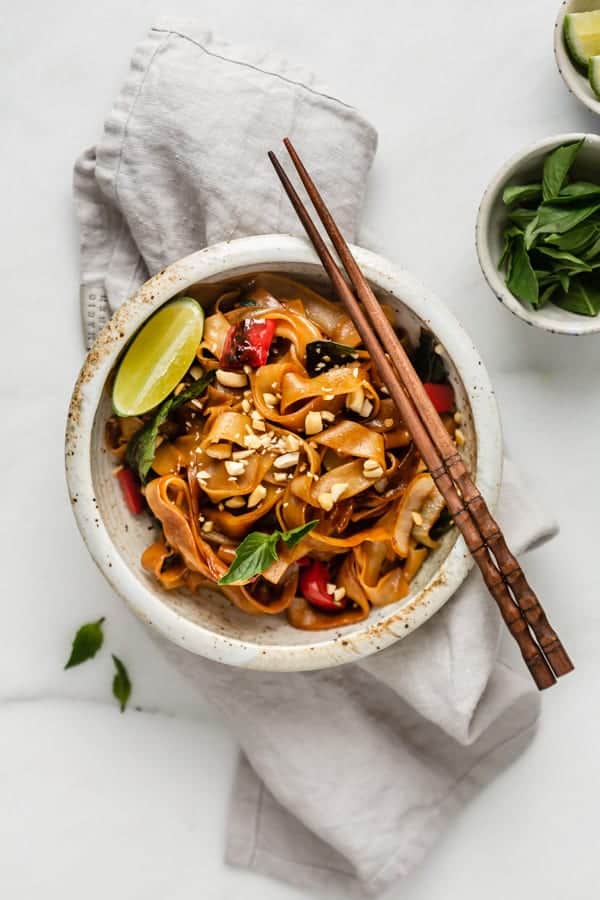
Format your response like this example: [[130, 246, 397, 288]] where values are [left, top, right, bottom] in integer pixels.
[[306, 341, 359, 377], [219, 521, 318, 585], [126, 370, 215, 482], [64, 618, 105, 669]]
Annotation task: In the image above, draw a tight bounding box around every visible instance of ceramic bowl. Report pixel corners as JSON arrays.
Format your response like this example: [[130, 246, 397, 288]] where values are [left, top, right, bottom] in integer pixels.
[[65, 234, 502, 671], [554, 0, 600, 117], [476, 132, 600, 335]]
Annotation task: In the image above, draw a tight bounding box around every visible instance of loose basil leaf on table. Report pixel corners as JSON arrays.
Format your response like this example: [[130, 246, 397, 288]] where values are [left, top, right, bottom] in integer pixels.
[[112, 654, 132, 713], [126, 370, 215, 482], [219, 521, 318, 585], [64, 617, 105, 669], [542, 139, 584, 201]]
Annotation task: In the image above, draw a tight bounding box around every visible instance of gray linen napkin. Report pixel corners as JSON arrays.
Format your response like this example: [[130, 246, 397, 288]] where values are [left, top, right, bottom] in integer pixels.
[[73, 20, 555, 897]]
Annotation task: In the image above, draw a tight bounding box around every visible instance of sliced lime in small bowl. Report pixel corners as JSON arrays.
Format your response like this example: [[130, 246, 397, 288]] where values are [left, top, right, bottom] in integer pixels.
[[564, 10, 600, 70], [112, 297, 205, 416], [589, 55, 600, 99]]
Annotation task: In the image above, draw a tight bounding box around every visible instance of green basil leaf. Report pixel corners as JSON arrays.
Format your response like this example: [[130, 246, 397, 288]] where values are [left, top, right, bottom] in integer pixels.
[[583, 234, 600, 260], [554, 277, 600, 316], [524, 215, 541, 250], [559, 272, 570, 293], [171, 370, 215, 412], [506, 236, 539, 305], [64, 617, 105, 669], [498, 226, 522, 271], [508, 208, 538, 229], [542, 140, 584, 201], [126, 370, 214, 482], [306, 341, 359, 377], [218, 520, 318, 585], [535, 202, 600, 235], [537, 247, 592, 271], [538, 282, 560, 307], [112, 655, 132, 713], [280, 520, 318, 550], [218, 532, 279, 585], [502, 183, 542, 206], [545, 222, 600, 253], [554, 181, 600, 203]]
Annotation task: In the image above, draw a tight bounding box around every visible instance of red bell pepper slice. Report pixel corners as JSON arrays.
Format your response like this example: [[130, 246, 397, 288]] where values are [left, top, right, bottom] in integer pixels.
[[117, 467, 145, 515], [299, 559, 347, 612], [221, 318, 277, 369], [423, 382, 454, 414]]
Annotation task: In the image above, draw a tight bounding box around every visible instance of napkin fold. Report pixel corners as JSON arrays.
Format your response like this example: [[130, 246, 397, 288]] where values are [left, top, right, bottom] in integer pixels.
[[73, 20, 556, 897]]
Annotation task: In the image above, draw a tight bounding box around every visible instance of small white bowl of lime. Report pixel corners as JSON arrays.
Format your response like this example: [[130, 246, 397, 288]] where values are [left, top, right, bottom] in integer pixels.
[[476, 132, 600, 335], [554, 1, 600, 116]]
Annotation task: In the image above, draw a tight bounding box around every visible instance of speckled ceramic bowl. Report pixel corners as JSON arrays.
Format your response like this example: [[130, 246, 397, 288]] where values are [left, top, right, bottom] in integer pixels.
[[476, 132, 600, 335], [554, 0, 600, 117], [65, 235, 502, 671]]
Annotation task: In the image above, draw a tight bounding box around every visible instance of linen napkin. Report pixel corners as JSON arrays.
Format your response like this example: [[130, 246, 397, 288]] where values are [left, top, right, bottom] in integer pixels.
[[73, 20, 556, 897]]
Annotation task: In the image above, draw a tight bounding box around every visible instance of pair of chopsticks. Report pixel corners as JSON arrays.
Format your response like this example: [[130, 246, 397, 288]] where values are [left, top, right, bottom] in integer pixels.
[[269, 138, 573, 690]]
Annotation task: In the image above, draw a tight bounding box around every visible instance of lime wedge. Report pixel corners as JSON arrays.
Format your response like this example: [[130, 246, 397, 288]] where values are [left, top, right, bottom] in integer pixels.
[[112, 298, 204, 416], [564, 11, 600, 69], [590, 55, 600, 98]]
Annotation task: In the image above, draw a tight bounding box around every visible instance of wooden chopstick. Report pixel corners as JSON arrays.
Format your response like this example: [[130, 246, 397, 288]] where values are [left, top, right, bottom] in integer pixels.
[[269, 141, 573, 689], [280, 139, 574, 681]]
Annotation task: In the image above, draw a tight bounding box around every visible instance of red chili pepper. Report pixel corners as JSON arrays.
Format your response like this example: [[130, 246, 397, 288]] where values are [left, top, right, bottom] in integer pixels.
[[117, 467, 145, 515], [221, 318, 277, 369], [423, 382, 454, 414], [299, 559, 347, 612]]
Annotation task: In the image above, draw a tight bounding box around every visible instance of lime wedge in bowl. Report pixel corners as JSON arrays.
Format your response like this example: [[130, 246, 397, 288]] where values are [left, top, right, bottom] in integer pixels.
[[590, 55, 600, 99], [564, 10, 600, 69], [112, 297, 205, 416]]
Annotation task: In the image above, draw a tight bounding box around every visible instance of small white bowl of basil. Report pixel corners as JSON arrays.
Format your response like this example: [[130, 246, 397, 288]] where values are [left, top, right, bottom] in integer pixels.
[[476, 132, 600, 335], [554, 1, 600, 117]]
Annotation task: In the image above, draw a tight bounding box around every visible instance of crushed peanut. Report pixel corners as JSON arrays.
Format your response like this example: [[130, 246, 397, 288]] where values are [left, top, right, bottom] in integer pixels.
[[224, 496, 246, 509], [201, 521, 214, 533], [333, 587, 346, 604], [247, 484, 267, 508], [205, 443, 232, 460], [263, 392, 277, 407], [330, 482, 348, 503], [225, 459, 247, 476], [304, 411, 323, 435], [346, 387, 364, 413], [455, 428, 465, 447], [383, 418, 394, 428], [326, 583, 336, 595], [411, 511, 423, 526], [274, 451, 300, 470], [216, 369, 248, 388], [321, 410, 336, 423], [317, 491, 334, 511]]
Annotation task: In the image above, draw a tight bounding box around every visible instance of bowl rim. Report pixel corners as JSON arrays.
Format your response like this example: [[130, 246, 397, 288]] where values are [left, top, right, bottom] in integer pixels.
[[66, 234, 503, 671], [475, 131, 600, 336], [553, 0, 600, 118]]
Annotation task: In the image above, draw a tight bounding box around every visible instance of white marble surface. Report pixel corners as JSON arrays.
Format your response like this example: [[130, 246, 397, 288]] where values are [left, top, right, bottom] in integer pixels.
[[2, 0, 600, 897]]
